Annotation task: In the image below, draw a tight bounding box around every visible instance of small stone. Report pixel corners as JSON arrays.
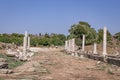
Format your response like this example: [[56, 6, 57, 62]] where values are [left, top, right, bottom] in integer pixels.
[[97, 61, 101, 65]]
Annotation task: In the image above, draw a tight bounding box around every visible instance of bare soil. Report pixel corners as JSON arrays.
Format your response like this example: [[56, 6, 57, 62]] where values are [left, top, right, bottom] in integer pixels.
[[0, 48, 120, 80]]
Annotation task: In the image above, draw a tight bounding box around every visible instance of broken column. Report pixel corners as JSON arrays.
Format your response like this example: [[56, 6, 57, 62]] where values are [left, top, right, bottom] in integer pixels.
[[82, 35, 85, 51], [23, 31, 30, 53], [27, 36, 30, 50], [71, 38, 75, 56], [65, 40, 68, 50], [72, 38, 75, 52], [68, 39, 71, 52], [93, 43, 97, 54], [103, 27, 107, 57], [22, 31, 32, 61], [67, 40, 69, 51], [23, 31, 28, 54]]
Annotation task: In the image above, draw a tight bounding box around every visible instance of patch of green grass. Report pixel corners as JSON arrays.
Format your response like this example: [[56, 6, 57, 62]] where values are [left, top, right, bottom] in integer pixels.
[[0, 53, 24, 69], [0, 77, 5, 80]]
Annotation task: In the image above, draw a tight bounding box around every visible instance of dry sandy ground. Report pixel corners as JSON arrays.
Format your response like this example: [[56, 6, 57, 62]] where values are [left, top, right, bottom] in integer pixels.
[[0, 48, 120, 80]]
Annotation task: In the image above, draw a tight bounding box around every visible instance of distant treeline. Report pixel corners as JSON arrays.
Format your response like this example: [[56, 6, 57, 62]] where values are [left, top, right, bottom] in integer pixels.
[[0, 33, 66, 47], [0, 21, 120, 47]]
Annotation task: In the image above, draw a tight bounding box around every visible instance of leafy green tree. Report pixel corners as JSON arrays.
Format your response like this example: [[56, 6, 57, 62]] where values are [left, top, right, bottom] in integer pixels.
[[68, 21, 97, 45], [11, 37, 23, 46], [11, 33, 24, 37], [41, 38, 50, 46]]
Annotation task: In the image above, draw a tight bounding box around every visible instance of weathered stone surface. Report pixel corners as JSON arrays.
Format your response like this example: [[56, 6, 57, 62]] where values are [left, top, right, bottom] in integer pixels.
[[6, 49, 17, 57], [0, 42, 17, 49]]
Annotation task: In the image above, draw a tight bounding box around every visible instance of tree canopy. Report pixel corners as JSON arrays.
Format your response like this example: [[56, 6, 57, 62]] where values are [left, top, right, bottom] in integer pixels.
[[68, 21, 97, 45]]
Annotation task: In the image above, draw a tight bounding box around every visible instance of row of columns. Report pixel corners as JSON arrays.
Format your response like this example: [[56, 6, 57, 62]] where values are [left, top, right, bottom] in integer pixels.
[[65, 38, 75, 52], [65, 26, 107, 57]]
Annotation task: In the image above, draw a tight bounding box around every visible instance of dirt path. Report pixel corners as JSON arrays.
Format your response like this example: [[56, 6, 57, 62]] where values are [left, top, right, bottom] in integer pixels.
[[0, 48, 120, 80]]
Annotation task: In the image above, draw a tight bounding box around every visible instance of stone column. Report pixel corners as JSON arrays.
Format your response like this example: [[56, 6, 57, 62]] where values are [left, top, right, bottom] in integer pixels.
[[103, 27, 107, 57], [72, 38, 75, 52], [65, 40, 68, 50], [93, 43, 97, 54], [27, 36, 30, 50], [69, 39, 71, 52], [23, 31, 28, 54], [82, 35, 85, 51], [68, 40, 71, 51], [67, 40, 69, 51]]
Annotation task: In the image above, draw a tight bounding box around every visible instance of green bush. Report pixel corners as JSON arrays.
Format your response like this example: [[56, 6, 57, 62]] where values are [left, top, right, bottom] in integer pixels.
[[0, 33, 66, 47]]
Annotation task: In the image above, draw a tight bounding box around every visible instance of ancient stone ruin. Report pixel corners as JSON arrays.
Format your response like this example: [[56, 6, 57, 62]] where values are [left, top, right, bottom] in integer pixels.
[[6, 31, 34, 61], [17, 31, 34, 61], [65, 27, 120, 66], [65, 38, 76, 53]]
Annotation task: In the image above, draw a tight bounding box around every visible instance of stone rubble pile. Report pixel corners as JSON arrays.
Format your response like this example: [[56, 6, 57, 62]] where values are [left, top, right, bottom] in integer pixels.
[[5, 31, 34, 61]]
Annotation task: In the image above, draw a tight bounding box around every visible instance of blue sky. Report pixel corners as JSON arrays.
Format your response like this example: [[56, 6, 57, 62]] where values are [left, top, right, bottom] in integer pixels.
[[0, 0, 120, 35]]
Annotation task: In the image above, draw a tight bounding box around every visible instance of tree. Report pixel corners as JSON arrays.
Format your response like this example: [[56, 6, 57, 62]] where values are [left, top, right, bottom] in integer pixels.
[[49, 34, 66, 46], [11, 33, 24, 37], [68, 21, 97, 45]]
